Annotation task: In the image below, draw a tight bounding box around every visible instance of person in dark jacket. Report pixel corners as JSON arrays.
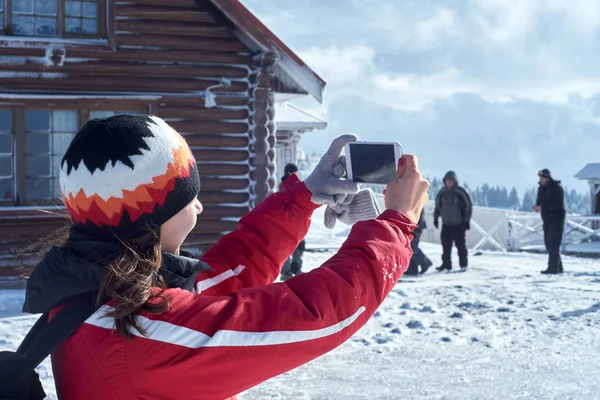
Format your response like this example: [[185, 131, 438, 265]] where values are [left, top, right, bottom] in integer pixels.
[[404, 209, 433, 276], [534, 169, 566, 274], [433, 171, 473, 271], [280, 163, 306, 280]]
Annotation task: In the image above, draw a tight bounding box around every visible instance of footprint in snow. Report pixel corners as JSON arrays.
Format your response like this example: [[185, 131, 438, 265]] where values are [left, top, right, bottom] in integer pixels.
[[382, 322, 394, 329], [441, 337, 452, 342], [391, 328, 401, 334], [496, 307, 512, 313], [374, 335, 391, 344], [406, 320, 425, 329], [450, 312, 464, 319]]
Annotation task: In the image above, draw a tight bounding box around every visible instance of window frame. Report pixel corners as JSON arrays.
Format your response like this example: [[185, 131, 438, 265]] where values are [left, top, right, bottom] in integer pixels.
[[0, 99, 154, 206], [0, 0, 113, 44]]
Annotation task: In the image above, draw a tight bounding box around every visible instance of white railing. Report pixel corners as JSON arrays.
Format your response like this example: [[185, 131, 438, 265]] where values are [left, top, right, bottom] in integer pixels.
[[507, 214, 600, 254], [374, 194, 600, 255]]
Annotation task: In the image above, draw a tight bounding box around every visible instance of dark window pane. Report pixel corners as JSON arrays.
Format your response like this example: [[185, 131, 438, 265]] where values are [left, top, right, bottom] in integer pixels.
[[35, 0, 57, 15], [27, 134, 50, 154], [82, 18, 97, 34], [0, 12, 4, 30], [27, 155, 51, 177], [52, 134, 74, 155], [82, 1, 97, 17], [26, 178, 51, 201], [35, 16, 57, 36], [65, 1, 81, 17], [0, 156, 11, 177], [0, 179, 13, 201], [25, 110, 51, 131], [0, 110, 11, 131], [65, 17, 81, 33], [0, 135, 11, 154], [12, 15, 35, 36], [14, 0, 34, 13]]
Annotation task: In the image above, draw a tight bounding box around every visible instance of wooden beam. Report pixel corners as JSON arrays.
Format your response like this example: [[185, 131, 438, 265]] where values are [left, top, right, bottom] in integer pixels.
[[0, 62, 249, 79], [193, 149, 249, 162], [198, 191, 249, 204], [200, 205, 249, 218], [124, 0, 206, 8], [197, 163, 249, 176], [116, 20, 232, 37], [67, 48, 252, 65], [0, 97, 160, 109], [167, 120, 248, 134], [116, 34, 248, 52], [159, 106, 249, 120], [182, 134, 249, 148], [160, 96, 250, 107], [200, 178, 249, 191], [115, 5, 217, 23], [0, 75, 248, 94]]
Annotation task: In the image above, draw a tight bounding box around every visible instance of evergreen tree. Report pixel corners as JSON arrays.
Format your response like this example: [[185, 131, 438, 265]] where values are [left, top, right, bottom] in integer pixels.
[[509, 187, 520, 209]]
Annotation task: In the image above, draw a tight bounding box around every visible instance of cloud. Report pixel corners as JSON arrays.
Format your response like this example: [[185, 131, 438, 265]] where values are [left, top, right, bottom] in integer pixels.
[[240, 0, 600, 192]]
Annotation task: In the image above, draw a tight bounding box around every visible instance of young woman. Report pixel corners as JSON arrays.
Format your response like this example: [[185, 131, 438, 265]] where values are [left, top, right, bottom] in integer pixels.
[[23, 114, 429, 400]]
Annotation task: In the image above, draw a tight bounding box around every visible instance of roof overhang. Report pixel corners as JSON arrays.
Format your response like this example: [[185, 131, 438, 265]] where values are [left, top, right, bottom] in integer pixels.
[[274, 102, 327, 132], [575, 163, 600, 180], [209, 0, 326, 103]]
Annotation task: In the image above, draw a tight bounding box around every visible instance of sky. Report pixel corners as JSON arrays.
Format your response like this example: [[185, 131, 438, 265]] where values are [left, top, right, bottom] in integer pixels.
[[240, 0, 600, 194]]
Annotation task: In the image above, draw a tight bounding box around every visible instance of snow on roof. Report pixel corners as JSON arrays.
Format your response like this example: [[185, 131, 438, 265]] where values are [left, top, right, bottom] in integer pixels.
[[575, 163, 600, 180], [274, 102, 327, 131]]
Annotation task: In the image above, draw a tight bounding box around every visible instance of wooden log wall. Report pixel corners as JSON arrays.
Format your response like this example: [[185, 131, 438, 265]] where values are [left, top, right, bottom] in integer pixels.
[[0, 0, 282, 271], [248, 51, 277, 207]]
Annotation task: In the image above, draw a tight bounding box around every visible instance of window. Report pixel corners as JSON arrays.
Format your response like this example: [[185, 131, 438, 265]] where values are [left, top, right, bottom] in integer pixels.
[[0, 104, 151, 205], [25, 110, 77, 201], [2, 0, 104, 37], [0, 110, 13, 202]]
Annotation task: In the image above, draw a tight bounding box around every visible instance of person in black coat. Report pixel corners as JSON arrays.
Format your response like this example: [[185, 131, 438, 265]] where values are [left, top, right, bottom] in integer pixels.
[[433, 171, 473, 271], [534, 169, 566, 274], [404, 209, 433, 276], [280, 163, 307, 280]]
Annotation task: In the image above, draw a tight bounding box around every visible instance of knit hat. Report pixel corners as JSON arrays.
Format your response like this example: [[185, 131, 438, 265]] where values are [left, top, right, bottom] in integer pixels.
[[538, 169, 552, 179], [60, 114, 201, 240]]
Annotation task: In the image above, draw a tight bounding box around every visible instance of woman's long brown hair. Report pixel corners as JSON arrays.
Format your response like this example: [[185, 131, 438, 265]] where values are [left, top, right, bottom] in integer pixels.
[[98, 230, 170, 339], [25, 210, 169, 340]]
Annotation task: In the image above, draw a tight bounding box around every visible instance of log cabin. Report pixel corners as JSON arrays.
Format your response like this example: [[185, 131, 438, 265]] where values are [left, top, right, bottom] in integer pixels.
[[0, 0, 327, 281]]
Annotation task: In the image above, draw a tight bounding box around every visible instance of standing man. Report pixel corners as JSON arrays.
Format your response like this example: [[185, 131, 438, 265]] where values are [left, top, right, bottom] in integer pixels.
[[534, 169, 566, 274], [433, 171, 473, 272], [280, 163, 307, 280], [405, 209, 433, 276]]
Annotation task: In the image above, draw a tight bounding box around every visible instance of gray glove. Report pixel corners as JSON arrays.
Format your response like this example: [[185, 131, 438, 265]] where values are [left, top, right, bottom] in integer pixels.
[[324, 188, 382, 229], [304, 134, 360, 206]]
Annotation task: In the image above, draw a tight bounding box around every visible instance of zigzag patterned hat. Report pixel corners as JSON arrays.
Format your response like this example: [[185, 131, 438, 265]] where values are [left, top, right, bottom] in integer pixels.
[[60, 114, 201, 240]]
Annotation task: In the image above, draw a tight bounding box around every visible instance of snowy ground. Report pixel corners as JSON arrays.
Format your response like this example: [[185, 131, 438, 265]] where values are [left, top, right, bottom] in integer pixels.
[[1, 208, 599, 399]]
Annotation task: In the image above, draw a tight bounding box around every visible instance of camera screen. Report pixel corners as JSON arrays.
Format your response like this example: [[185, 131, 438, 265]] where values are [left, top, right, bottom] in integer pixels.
[[348, 143, 398, 184]]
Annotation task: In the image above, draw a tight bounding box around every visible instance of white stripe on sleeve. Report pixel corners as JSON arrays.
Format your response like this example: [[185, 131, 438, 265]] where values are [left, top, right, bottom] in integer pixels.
[[193, 265, 246, 293], [84, 305, 366, 348]]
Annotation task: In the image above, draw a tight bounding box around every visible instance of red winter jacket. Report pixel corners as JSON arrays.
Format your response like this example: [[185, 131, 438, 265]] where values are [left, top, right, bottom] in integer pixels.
[[49, 176, 416, 399]]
